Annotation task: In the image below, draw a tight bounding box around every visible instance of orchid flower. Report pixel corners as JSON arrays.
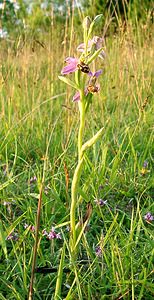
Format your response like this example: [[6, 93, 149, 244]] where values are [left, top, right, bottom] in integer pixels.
[[61, 56, 91, 75], [72, 69, 102, 102], [77, 36, 105, 59], [61, 57, 79, 75]]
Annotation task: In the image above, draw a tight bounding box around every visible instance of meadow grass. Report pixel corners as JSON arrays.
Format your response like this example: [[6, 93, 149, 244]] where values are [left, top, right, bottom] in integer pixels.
[[0, 11, 154, 300]]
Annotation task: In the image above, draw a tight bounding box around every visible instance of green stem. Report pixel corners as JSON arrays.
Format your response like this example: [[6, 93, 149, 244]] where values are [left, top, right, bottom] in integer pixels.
[[28, 183, 43, 300], [54, 243, 66, 300], [70, 94, 85, 257], [78, 97, 85, 160], [70, 157, 84, 255]]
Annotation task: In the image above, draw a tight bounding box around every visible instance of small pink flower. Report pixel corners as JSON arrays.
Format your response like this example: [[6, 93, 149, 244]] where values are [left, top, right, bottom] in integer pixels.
[[3, 201, 12, 206], [48, 227, 57, 239], [144, 212, 154, 222], [24, 223, 29, 229], [29, 176, 37, 184], [30, 225, 35, 232], [94, 198, 107, 206], [95, 245, 102, 257], [44, 186, 49, 195], [6, 232, 18, 241], [48, 227, 61, 240], [42, 229, 48, 236], [56, 232, 62, 239]]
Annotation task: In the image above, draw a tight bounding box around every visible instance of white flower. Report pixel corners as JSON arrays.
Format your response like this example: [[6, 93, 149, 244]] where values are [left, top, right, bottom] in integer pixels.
[[13, 2, 20, 11], [0, 28, 8, 39], [0, 3, 4, 9]]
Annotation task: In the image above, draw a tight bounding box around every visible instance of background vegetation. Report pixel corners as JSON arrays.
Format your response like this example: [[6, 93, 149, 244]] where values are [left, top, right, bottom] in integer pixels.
[[0, 0, 154, 299]]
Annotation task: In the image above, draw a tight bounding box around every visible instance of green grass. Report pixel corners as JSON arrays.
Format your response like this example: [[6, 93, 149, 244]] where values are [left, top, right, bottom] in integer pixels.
[[0, 11, 154, 300]]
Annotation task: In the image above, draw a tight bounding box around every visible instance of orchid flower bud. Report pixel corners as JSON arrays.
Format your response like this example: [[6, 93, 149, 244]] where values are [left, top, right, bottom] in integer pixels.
[[93, 14, 103, 25], [82, 16, 91, 30], [88, 14, 103, 39]]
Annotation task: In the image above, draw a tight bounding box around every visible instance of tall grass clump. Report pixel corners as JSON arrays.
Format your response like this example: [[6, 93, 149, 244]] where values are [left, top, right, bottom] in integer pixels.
[[0, 2, 154, 299]]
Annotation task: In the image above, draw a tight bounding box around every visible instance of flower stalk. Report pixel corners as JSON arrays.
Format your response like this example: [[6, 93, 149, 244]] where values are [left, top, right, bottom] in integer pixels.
[[78, 99, 85, 160], [70, 156, 84, 255]]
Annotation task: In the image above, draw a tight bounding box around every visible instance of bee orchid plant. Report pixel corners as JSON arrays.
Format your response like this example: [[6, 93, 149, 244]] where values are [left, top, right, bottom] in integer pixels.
[[59, 15, 105, 260]]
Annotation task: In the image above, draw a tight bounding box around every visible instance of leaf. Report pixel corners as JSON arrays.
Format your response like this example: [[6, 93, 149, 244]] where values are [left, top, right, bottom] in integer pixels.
[[6, 212, 26, 237], [54, 244, 66, 300], [29, 193, 40, 199], [87, 14, 103, 39], [0, 293, 7, 300], [0, 172, 24, 191], [87, 47, 105, 64], [78, 188, 89, 202], [0, 220, 7, 260], [81, 127, 104, 154], [58, 76, 79, 90], [100, 145, 108, 177], [93, 14, 103, 24]]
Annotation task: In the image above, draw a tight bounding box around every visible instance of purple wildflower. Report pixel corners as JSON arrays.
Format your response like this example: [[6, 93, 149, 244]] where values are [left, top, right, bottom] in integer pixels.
[[42, 227, 62, 240], [140, 161, 150, 175], [56, 232, 62, 239], [66, 226, 70, 232], [3, 201, 12, 214], [24, 223, 35, 232], [6, 232, 18, 241], [24, 223, 29, 229], [44, 186, 49, 195], [94, 198, 107, 206], [48, 227, 61, 240], [98, 185, 104, 190], [95, 245, 102, 257], [144, 212, 154, 222], [2, 164, 7, 176], [3, 201, 12, 206], [61, 57, 79, 75], [30, 225, 35, 232], [42, 229, 48, 236], [30, 176, 37, 184], [143, 160, 148, 168], [48, 227, 57, 239]]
